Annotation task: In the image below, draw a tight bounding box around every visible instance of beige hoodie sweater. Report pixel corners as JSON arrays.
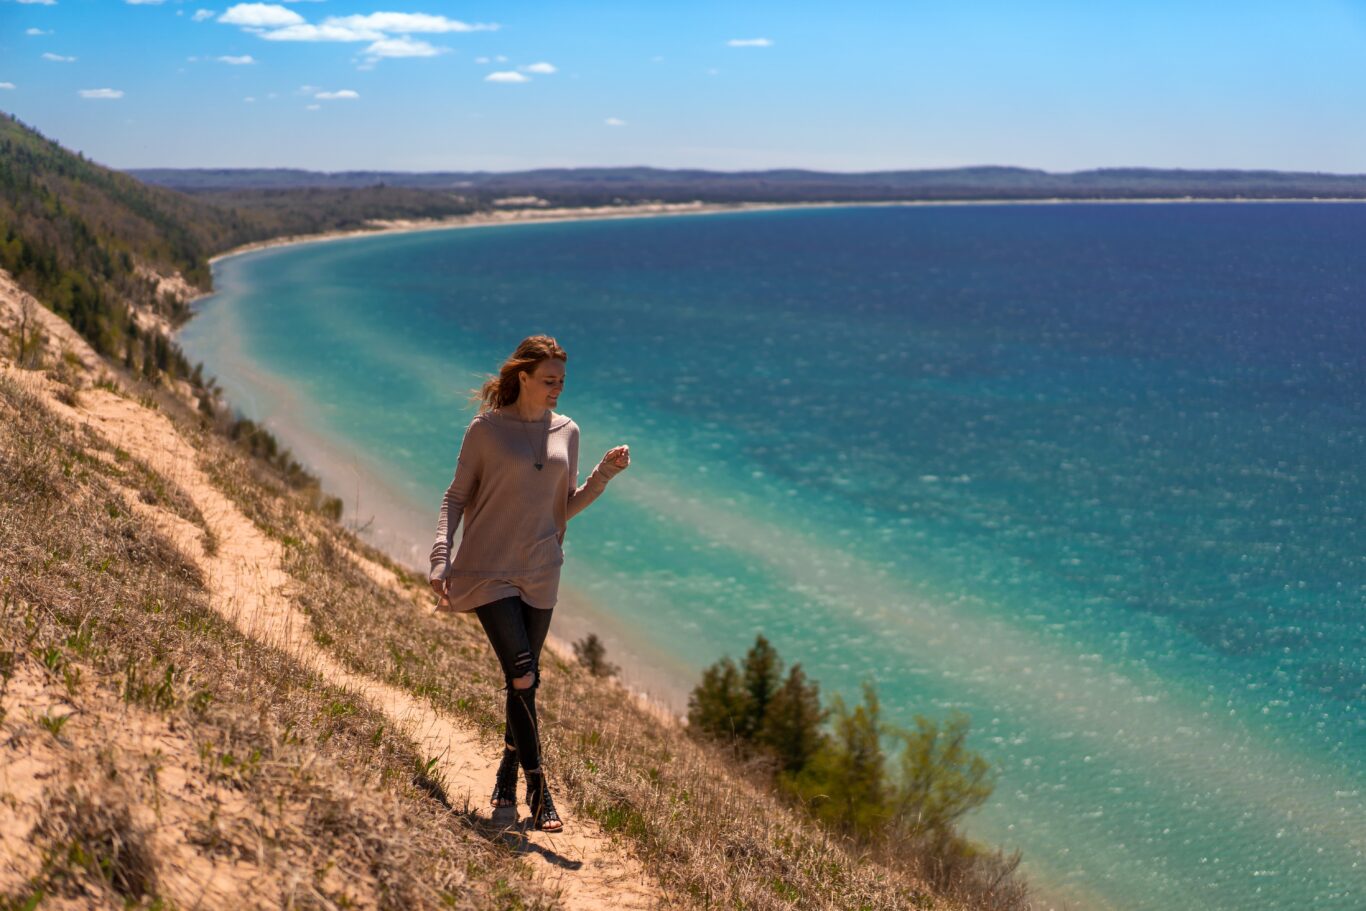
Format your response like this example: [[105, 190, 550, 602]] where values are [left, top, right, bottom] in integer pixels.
[[428, 409, 617, 612]]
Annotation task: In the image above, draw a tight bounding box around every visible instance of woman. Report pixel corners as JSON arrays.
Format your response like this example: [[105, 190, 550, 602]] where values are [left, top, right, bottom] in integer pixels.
[[428, 335, 630, 832]]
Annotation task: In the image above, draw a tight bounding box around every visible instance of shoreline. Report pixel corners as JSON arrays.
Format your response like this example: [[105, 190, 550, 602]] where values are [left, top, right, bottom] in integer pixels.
[[206, 200, 796, 268], [203, 195, 1366, 272]]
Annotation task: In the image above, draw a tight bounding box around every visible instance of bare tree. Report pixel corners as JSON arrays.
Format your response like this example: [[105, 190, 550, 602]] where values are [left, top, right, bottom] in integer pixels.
[[15, 296, 47, 368]]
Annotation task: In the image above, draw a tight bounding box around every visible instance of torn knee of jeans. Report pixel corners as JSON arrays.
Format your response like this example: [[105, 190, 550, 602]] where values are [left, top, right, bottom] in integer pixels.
[[510, 650, 538, 690]]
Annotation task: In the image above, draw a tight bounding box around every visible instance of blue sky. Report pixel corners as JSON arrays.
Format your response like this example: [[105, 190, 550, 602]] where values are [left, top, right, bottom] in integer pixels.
[[3, 0, 1365, 173]]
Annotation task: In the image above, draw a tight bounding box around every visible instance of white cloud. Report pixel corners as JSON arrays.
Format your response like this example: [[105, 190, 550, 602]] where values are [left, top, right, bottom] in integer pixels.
[[42, 52, 76, 62], [605, 117, 626, 127], [79, 88, 124, 99], [522, 61, 556, 74], [305, 103, 320, 110], [363, 37, 443, 58], [126, 0, 167, 5], [727, 38, 773, 47], [218, 4, 304, 27], [218, 4, 496, 69], [25, 28, 50, 36], [192, 9, 215, 22], [0, 83, 15, 90], [16, 0, 56, 5], [485, 71, 528, 83], [217, 54, 256, 64], [474, 56, 489, 64], [495, 54, 507, 62], [325, 13, 496, 33], [260, 22, 382, 41], [243, 96, 255, 102], [315, 89, 358, 100]]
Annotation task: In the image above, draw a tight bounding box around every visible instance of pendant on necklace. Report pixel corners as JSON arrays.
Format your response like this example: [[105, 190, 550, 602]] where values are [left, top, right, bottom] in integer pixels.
[[535, 463, 543, 471]]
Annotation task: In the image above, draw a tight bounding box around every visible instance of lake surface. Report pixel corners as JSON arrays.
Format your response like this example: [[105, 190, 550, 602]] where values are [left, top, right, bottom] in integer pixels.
[[180, 203, 1366, 910]]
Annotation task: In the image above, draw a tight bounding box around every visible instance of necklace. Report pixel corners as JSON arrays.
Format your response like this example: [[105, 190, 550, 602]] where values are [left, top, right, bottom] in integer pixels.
[[515, 412, 548, 470]]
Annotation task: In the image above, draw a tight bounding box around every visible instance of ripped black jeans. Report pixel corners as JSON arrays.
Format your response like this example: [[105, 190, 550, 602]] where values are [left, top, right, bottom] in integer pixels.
[[474, 595, 553, 773]]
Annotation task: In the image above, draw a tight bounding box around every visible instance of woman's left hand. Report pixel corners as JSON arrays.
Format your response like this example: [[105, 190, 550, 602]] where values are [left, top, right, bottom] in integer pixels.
[[599, 445, 630, 478]]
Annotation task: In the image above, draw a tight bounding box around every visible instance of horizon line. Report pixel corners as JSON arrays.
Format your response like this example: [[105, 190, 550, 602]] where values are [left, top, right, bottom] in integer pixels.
[[121, 162, 1366, 178]]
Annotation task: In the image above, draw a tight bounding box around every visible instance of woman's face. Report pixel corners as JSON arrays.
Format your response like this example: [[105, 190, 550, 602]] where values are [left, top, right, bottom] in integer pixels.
[[520, 359, 566, 410]]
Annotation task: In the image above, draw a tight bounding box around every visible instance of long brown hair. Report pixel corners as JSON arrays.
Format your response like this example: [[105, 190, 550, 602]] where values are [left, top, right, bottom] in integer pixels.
[[471, 335, 568, 413]]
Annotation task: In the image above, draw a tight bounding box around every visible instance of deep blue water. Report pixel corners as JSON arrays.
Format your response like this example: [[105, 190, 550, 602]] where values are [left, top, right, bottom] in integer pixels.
[[181, 204, 1366, 910]]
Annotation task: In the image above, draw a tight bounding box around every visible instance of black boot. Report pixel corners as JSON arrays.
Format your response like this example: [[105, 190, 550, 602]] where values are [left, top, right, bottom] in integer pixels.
[[524, 769, 563, 831], [491, 745, 519, 808]]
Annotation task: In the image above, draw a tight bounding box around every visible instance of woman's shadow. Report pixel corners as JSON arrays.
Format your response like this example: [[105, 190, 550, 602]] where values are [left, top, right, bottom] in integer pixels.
[[414, 766, 583, 870]]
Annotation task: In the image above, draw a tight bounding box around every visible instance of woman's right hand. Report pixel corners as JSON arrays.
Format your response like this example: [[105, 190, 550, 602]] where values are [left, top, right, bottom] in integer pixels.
[[430, 577, 448, 605]]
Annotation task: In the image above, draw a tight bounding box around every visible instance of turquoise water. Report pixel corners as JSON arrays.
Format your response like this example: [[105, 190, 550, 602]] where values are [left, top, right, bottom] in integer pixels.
[[180, 205, 1365, 910]]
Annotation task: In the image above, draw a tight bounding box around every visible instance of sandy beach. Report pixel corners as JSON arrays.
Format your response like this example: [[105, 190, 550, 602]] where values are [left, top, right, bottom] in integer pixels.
[[208, 200, 782, 266], [204, 195, 1366, 275]]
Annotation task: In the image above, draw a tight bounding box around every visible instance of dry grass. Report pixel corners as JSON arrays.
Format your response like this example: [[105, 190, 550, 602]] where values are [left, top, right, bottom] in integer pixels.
[[29, 775, 160, 904], [178, 437, 1010, 910], [2, 310, 1032, 910], [0, 368, 560, 911]]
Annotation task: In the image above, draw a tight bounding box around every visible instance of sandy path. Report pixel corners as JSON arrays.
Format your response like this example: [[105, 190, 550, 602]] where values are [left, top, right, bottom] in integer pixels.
[[72, 386, 665, 911]]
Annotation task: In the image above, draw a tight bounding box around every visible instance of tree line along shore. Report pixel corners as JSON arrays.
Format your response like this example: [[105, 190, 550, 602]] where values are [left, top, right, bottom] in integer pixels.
[[0, 110, 1053, 909]]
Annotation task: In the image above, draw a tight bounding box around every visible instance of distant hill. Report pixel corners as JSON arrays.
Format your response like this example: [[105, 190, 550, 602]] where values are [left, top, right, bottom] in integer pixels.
[[130, 164, 1366, 205]]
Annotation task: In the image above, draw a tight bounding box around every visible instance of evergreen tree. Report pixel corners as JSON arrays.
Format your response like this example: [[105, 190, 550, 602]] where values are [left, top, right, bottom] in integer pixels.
[[757, 663, 827, 775], [153, 332, 170, 374], [739, 634, 782, 740], [686, 656, 750, 743]]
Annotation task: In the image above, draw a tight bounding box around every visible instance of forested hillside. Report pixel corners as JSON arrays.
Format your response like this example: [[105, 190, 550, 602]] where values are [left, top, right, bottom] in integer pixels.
[[0, 114, 479, 362], [0, 114, 261, 355], [0, 114, 338, 513]]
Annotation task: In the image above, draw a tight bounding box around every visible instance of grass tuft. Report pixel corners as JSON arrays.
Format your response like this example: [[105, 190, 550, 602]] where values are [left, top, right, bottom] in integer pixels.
[[32, 781, 159, 901]]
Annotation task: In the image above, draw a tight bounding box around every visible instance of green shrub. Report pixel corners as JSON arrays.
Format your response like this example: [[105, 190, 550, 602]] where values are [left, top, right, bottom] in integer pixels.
[[789, 681, 890, 838], [689, 634, 997, 859], [571, 633, 619, 678]]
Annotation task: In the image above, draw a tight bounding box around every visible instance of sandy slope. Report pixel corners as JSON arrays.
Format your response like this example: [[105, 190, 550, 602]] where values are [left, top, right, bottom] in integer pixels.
[[0, 272, 667, 906], [70, 386, 665, 909], [0, 650, 276, 908], [0, 270, 105, 375]]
